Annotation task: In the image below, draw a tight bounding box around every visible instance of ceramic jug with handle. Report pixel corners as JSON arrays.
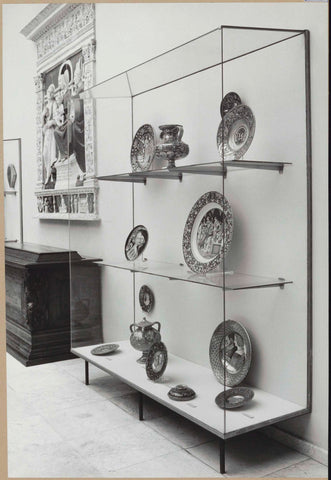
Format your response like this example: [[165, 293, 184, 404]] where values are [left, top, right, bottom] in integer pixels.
[[155, 124, 189, 168], [129, 318, 161, 363]]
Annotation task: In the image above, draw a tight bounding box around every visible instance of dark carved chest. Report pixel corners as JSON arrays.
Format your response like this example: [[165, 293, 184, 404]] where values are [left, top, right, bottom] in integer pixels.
[[5, 242, 102, 366]]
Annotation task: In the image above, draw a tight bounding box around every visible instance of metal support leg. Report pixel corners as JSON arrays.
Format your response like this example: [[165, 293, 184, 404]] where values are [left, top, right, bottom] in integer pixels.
[[85, 361, 89, 386], [219, 438, 225, 474], [138, 391, 144, 421]]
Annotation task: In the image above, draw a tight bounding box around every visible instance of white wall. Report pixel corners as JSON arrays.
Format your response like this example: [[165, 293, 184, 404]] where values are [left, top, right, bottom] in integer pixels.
[[2, 2, 328, 453]]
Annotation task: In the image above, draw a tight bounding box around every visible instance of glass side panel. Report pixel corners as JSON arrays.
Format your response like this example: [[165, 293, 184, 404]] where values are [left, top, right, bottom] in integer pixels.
[[222, 30, 309, 417]]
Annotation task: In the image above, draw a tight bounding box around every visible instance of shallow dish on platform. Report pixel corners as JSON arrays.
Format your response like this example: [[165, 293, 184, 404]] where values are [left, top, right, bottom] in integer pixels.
[[168, 384, 196, 401], [215, 386, 254, 409], [130, 124, 156, 172], [209, 320, 252, 387], [217, 104, 255, 160], [182, 191, 233, 274], [124, 225, 148, 261], [91, 344, 120, 355], [146, 342, 168, 381]]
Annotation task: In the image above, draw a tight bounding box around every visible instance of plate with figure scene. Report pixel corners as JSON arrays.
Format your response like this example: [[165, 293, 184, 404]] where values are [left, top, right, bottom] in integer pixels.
[[182, 191, 233, 274], [209, 320, 252, 387]]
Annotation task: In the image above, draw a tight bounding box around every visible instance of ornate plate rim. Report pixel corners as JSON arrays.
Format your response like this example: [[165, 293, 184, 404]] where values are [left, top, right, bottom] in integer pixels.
[[182, 191, 233, 274], [215, 386, 254, 409], [130, 124, 156, 172], [124, 225, 149, 261], [217, 104, 255, 160], [146, 341, 168, 381], [209, 320, 252, 387]]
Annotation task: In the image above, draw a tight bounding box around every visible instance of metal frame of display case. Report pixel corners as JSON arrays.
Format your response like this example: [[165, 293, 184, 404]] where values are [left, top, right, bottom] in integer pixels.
[[71, 25, 312, 474]]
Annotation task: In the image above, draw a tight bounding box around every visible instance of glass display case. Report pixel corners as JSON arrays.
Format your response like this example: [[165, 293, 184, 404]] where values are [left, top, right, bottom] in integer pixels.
[[68, 26, 311, 473]]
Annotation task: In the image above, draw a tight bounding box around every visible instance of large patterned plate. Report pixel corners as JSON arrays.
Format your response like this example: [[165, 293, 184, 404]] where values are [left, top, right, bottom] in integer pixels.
[[130, 124, 156, 171], [182, 191, 233, 274], [209, 320, 252, 387], [217, 104, 255, 160]]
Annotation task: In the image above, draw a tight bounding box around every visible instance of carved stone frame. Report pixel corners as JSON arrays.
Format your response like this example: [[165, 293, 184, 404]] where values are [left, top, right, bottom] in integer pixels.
[[21, 4, 98, 220]]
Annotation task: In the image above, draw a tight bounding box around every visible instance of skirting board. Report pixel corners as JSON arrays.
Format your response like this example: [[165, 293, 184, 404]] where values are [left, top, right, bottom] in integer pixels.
[[262, 426, 328, 466]]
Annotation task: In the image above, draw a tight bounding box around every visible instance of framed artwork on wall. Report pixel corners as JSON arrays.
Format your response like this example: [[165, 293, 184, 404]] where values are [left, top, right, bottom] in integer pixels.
[[21, 3, 98, 220]]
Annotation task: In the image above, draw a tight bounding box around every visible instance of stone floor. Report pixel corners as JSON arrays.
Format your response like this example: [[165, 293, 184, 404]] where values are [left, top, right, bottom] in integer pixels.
[[6, 353, 328, 478]]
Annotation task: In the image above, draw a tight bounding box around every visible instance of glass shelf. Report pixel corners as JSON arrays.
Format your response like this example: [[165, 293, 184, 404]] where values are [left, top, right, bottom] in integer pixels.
[[97, 160, 291, 184], [99, 258, 291, 290]]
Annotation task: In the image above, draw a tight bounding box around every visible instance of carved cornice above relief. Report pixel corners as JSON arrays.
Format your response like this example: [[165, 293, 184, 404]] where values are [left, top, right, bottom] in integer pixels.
[[21, 3, 95, 64]]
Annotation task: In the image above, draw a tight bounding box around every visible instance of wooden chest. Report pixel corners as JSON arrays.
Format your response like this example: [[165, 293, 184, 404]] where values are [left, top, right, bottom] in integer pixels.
[[5, 242, 103, 366]]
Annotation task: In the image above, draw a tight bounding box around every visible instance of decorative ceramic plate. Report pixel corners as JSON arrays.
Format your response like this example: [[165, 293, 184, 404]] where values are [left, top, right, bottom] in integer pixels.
[[220, 92, 242, 117], [215, 387, 254, 409], [209, 320, 252, 387], [139, 285, 155, 313], [146, 342, 168, 381], [91, 344, 120, 355], [124, 225, 148, 261], [7, 164, 17, 189], [130, 124, 156, 172], [217, 104, 255, 160], [182, 191, 233, 274], [168, 384, 196, 401]]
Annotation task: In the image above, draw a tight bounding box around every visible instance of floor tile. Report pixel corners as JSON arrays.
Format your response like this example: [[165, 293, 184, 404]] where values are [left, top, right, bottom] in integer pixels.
[[8, 442, 104, 478], [106, 449, 224, 477], [11, 370, 107, 415], [146, 411, 216, 448], [87, 375, 136, 399], [5, 353, 27, 377], [7, 414, 64, 451], [57, 357, 107, 382], [44, 398, 133, 441], [6, 385, 39, 419], [70, 420, 179, 472], [265, 458, 328, 477], [187, 431, 308, 477], [109, 392, 171, 420]]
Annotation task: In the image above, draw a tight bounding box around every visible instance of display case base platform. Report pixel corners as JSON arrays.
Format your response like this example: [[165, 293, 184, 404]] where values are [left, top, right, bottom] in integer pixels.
[[73, 341, 308, 473], [5, 242, 103, 366]]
